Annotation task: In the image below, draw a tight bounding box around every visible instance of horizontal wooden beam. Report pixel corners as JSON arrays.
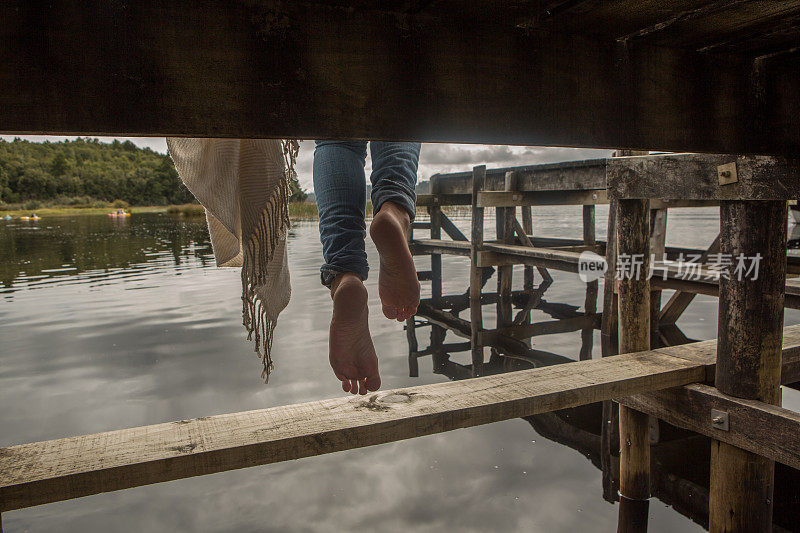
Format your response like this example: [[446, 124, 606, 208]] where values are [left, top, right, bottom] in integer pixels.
[[619, 383, 800, 470], [0, 350, 708, 512], [416, 194, 472, 207], [477, 244, 582, 272], [477, 190, 608, 207], [1, 2, 798, 155], [607, 153, 800, 200], [431, 159, 607, 195], [410, 239, 471, 257]]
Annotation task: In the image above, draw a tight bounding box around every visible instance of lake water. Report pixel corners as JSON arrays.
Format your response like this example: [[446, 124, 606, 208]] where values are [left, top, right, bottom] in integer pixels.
[[2, 209, 799, 532]]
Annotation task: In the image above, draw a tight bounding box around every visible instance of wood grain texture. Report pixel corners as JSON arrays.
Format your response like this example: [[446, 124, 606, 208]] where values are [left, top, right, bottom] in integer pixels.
[[607, 154, 800, 200], [710, 200, 788, 532], [431, 160, 607, 195], [0, 350, 708, 512], [476, 190, 607, 207], [716, 201, 788, 403], [616, 198, 652, 529], [469, 166, 486, 376], [710, 441, 774, 532], [409, 239, 471, 257], [620, 382, 800, 471], [1, 3, 798, 155]]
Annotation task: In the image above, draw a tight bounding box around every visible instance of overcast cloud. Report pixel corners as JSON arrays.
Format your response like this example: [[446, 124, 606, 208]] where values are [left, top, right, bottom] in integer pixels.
[[1, 136, 612, 193]]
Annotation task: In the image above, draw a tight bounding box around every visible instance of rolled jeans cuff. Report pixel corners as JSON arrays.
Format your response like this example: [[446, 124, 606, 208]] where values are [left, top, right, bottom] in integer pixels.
[[372, 186, 417, 222], [320, 263, 369, 289]]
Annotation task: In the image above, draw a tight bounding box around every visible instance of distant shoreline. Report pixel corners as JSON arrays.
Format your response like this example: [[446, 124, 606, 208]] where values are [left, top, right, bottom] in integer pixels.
[[0, 203, 323, 220]]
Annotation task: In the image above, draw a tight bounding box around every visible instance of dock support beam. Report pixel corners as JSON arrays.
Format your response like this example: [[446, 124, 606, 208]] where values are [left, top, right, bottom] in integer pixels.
[[581, 204, 597, 360], [429, 176, 446, 354], [616, 199, 651, 532], [470, 165, 486, 376], [709, 200, 787, 532]]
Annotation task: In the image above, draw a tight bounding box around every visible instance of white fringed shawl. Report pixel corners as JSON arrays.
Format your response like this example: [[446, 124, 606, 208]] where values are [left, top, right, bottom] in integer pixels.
[[166, 138, 298, 382]]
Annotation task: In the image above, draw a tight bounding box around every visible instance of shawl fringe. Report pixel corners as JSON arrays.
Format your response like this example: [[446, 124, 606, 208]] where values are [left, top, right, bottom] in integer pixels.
[[241, 139, 299, 383]]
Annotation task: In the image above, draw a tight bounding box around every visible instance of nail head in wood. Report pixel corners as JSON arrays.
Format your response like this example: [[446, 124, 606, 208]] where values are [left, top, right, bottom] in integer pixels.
[[711, 408, 729, 431], [717, 162, 738, 186]]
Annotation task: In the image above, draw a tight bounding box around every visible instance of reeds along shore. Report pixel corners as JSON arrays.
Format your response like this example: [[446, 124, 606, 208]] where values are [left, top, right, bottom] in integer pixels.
[[167, 202, 323, 219]]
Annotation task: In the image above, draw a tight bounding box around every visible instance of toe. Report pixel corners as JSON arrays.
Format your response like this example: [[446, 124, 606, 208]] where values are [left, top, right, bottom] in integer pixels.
[[342, 379, 351, 393], [366, 372, 381, 391], [383, 304, 397, 320]]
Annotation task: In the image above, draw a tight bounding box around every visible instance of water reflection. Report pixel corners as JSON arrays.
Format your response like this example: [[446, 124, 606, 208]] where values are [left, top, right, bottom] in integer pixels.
[[1, 210, 796, 532], [0, 214, 214, 297], [408, 271, 800, 531]]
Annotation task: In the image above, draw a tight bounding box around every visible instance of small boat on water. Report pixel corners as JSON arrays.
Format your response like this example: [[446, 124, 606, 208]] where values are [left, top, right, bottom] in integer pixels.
[[108, 210, 131, 218], [19, 214, 41, 221], [2, 215, 12, 220], [791, 203, 800, 224]]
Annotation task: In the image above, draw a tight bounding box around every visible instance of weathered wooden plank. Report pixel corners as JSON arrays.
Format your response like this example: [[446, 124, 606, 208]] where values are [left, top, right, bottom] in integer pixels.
[[431, 159, 608, 195], [607, 154, 800, 200], [438, 213, 468, 242], [409, 239, 471, 257], [476, 190, 607, 207], [477, 244, 581, 272], [0, 350, 708, 512], [2, 3, 799, 155], [415, 194, 472, 207], [620, 382, 800, 471]]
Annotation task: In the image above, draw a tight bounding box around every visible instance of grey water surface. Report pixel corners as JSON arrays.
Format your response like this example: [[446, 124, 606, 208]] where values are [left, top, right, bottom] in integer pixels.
[[2, 208, 798, 532]]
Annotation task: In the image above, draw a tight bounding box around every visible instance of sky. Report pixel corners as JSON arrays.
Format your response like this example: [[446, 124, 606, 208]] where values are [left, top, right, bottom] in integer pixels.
[[0, 136, 613, 193]]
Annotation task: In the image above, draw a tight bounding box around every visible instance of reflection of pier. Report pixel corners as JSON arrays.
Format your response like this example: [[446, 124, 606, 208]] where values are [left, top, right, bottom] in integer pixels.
[[408, 285, 800, 531], [407, 154, 800, 530]]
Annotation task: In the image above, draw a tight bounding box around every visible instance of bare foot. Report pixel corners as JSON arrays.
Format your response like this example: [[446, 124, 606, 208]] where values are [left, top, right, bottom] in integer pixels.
[[369, 201, 420, 322], [329, 273, 381, 395]]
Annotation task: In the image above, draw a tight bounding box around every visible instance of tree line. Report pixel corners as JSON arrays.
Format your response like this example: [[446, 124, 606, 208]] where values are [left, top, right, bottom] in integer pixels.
[[0, 138, 307, 207]]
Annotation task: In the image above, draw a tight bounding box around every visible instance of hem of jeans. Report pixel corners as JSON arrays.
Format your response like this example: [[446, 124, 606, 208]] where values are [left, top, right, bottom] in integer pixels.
[[372, 195, 416, 222], [320, 266, 369, 288]]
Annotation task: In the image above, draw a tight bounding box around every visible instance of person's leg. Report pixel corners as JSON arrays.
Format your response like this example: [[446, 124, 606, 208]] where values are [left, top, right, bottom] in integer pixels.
[[314, 140, 370, 284], [313, 141, 380, 394], [368, 141, 422, 322]]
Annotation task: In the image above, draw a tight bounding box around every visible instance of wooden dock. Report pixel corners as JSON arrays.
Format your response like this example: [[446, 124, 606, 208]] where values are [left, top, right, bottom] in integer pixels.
[[2, 2, 800, 530]]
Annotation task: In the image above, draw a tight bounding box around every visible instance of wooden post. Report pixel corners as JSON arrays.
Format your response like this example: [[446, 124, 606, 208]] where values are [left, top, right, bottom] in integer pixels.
[[581, 204, 598, 360], [406, 318, 419, 378], [470, 165, 486, 377], [616, 199, 651, 533], [583, 204, 596, 247], [496, 172, 516, 330], [428, 175, 447, 357], [521, 204, 534, 347], [648, 207, 667, 348], [601, 197, 621, 501], [429, 175, 443, 302], [601, 198, 620, 358], [522, 205, 533, 291], [709, 200, 787, 532], [406, 206, 419, 377]]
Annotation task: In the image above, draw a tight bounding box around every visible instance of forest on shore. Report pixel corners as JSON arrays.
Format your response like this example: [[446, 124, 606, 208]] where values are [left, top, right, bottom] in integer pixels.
[[0, 138, 307, 209]]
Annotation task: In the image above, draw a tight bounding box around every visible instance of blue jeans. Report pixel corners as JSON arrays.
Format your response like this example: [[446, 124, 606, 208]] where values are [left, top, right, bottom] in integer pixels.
[[313, 140, 421, 287]]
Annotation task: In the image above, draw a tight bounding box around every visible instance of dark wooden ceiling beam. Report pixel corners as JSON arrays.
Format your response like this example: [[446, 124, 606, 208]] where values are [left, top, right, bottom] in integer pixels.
[[0, 1, 798, 156]]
